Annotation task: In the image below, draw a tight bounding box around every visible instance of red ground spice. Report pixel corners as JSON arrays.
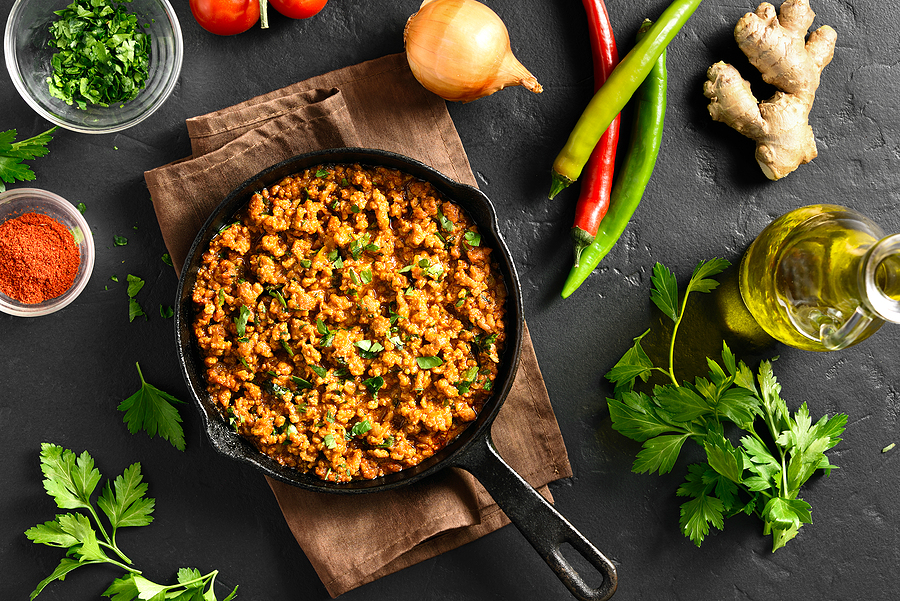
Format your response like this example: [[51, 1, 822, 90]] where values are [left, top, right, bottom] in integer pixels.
[[0, 212, 80, 304]]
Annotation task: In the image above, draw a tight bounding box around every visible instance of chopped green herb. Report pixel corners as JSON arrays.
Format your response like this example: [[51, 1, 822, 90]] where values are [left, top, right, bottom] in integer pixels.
[[110, 275, 119, 283], [76, 202, 86, 214], [316, 318, 335, 347], [376, 436, 395, 449], [363, 376, 385, 395], [159, 305, 173, 319], [0, 127, 57, 193], [114, 235, 128, 246], [437, 208, 454, 232], [398, 264, 413, 274], [280, 339, 294, 357], [348, 269, 359, 285], [309, 364, 327, 379], [292, 376, 313, 390], [299, 259, 312, 269], [350, 420, 372, 438], [47, 0, 151, 109], [355, 340, 384, 359], [417, 356, 443, 369], [883, 443, 896, 453], [341, 177, 349, 186], [361, 269, 373, 284], [315, 168, 329, 178], [217, 289, 225, 306], [161, 253, 173, 267], [234, 305, 251, 337], [267, 287, 287, 307], [464, 231, 481, 247], [323, 434, 337, 449], [388, 335, 404, 349]]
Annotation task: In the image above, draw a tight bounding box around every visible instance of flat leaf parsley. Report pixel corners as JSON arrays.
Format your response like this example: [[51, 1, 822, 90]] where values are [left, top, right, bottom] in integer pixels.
[[0, 127, 57, 192], [25, 443, 237, 600], [47, 0, 151, 109], [605, 260, 847, 551], [118, 362, 186, 451]]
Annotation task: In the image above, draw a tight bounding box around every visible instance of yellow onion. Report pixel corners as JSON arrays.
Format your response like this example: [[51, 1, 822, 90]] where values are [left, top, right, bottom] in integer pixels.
[[403, 0, 543, 102]]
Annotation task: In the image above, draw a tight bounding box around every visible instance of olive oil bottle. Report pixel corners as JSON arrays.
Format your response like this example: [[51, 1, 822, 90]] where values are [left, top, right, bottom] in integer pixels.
[[739, 204, 900, 351]]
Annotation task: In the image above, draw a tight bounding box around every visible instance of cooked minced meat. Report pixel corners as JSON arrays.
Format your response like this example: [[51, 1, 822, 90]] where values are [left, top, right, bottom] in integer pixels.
[[191, 163, 507, 482]]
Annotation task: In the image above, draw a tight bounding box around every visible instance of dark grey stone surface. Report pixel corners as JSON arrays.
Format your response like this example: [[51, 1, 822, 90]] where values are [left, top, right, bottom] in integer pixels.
[[2, 1, 897, 600]]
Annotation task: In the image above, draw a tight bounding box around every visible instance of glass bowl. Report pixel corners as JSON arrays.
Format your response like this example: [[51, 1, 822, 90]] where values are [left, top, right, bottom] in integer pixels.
[[4, 0, 183, 134], [0, 188, 95, 317]]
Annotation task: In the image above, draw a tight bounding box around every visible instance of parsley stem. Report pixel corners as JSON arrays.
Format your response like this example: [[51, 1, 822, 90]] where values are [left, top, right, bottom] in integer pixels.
[[667, 287, 694, 385]]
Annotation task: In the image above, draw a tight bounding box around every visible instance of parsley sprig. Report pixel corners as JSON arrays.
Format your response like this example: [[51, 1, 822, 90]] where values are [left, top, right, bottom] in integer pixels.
[[25, 443, 237, 600], [118, 362, 186, 451], [605, 260, 847, 551], [0, 127, 57, 192]]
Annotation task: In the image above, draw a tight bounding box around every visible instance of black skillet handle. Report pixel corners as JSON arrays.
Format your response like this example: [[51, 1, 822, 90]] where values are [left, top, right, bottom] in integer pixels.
[[450, 433, 618, 601]]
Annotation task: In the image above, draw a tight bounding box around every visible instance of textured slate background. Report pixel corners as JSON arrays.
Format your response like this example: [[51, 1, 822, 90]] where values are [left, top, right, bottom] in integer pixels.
[[2, 1, 898, 600]]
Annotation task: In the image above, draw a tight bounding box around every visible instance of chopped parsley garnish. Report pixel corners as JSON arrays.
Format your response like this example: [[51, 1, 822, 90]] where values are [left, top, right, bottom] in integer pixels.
[[323, 434, 337, 449], [47, 0, 151, 110], [114, 235, 128, 246], [437, 208, 454, 232], [417, 356, 443, 369], [159, 305, 174, 319], [279, 339, 294, 357], [292, 376, 313, 389], [161, 253, 173, 267], [309, 364, 327, 379], [234, 305, 251, 337], [376, 436, 395, 449], [355, 340, 384, 359], [315, 167, 329, 178], [360, 269, 373, 284], [464, 231, 481, 247], [316, 318, 335, 346], [126, 274, 145, 322], [299, 259, 312, 268], [363, 376, 385, 395], [267, 287, 287, 307], [350, 420, 372, 438]]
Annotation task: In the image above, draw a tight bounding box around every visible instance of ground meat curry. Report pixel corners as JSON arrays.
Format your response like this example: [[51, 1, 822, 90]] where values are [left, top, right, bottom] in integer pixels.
[[191, 164, 507, 483]]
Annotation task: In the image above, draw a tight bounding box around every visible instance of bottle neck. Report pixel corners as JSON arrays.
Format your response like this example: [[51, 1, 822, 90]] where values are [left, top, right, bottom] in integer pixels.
[[860, 233, 900, 324]]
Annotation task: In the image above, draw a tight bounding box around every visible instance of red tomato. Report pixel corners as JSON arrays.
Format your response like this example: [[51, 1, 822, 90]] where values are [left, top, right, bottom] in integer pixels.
[[189, 0, 260, 36], [268, 0, 328, 19]]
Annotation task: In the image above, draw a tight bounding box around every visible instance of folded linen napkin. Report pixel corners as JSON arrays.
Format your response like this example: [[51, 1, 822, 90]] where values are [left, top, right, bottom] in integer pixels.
[[144, 52, 572, 598]]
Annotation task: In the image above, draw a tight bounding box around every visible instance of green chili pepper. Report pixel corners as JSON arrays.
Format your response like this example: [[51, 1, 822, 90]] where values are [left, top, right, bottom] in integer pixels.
[[561, 20, 667, 299], [549, 0, 701, 198]]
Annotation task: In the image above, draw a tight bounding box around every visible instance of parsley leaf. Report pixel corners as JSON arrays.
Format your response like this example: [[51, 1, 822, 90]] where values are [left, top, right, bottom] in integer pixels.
[[417, 356, 443, 369], [118, 362, 185, 451], [606, 260, 846, 551], [0, 127, 57, 192], [25, 443, 238, 600], [46, 0, 151, 109]]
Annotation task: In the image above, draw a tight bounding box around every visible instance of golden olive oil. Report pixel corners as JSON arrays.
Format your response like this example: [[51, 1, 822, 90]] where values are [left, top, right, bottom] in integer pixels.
[[739, 204, 900, 351]]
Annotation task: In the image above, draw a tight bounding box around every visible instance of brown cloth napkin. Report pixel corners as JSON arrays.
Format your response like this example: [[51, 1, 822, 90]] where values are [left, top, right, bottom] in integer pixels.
[[144, 52, 572, 598]]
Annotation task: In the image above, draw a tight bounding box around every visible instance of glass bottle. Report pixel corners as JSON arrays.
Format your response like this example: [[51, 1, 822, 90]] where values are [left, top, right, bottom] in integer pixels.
[[739, 204, 900, 351]]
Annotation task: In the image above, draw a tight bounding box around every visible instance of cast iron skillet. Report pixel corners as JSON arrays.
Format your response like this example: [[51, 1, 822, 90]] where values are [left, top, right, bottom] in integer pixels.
[[174, 148, 617, 601]]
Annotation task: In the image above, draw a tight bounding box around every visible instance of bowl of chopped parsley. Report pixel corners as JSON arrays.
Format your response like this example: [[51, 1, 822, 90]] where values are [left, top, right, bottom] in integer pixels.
[[4, 0, 183, 134]]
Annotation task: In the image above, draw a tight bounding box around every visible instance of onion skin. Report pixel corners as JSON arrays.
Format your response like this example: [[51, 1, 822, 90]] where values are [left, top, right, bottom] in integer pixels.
[[404, 0, 543, 102]]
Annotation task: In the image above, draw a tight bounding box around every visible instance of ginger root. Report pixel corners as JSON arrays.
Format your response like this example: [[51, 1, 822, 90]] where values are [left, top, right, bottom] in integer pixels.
[[703, 0, 836, 180]]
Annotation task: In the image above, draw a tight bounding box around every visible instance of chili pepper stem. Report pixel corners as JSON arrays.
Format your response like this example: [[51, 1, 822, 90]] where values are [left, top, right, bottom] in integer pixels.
[[260, 0, 269, 29], [549, 171, 574, 200], [571, 226, 594, 267]]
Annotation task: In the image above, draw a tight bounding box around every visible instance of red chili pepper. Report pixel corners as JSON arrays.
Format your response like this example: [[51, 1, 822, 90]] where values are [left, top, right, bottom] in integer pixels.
[[571, 0, 620, 267]]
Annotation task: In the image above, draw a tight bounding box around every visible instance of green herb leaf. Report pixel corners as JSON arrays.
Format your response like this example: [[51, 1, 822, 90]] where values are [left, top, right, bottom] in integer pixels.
[[114, 235, 128, 246], [464, 230, 481, 247], [649, 262, 679, 322], [126, 274, 143, 298], [417, 356, 443, 369], [118, 362, 185, 451], [363, 376, 385, 395], [46, 0, 151, 109], [235, 305, 251, 337], [324, 434, 337, 449], [355, 339, 384, 359], [159, 305, 173, 319], [350, 420, 372, 438], [0, 127, 57, 192], [96, 463, 155, 531]]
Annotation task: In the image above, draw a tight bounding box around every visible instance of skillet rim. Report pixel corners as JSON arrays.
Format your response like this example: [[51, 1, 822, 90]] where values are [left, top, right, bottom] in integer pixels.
[[174, 147, 524, 494]]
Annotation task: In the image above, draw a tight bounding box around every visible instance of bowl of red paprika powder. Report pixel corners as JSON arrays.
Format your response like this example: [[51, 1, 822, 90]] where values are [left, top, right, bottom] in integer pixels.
[[0, 188, 94, 317]]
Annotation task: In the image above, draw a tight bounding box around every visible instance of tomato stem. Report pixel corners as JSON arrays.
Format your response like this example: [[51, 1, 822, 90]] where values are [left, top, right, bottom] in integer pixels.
[[260, 0, 269, 28]]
